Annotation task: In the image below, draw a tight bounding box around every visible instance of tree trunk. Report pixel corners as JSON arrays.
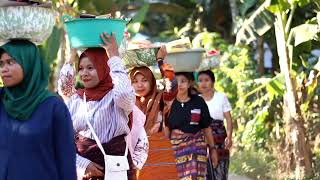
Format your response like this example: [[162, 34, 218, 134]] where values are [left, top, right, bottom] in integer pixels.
[[274, 12, 313, 179], [228, 0, 239, 28], [257, 36, 265, 75]]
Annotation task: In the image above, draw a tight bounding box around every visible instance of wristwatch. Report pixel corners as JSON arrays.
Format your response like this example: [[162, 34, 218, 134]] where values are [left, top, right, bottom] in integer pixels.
[[157, 58, 164, 66]]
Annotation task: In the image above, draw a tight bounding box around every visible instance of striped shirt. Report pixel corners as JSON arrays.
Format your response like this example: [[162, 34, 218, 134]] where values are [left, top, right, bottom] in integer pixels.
[[58, 56, 135, 176]]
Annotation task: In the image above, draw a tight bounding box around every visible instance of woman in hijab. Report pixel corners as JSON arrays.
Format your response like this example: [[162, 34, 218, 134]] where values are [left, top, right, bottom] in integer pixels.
[[129, 46, 178, 179], [0, 40, 76, 180], [58, 33, 136, 180], [129, 46, 177, 136]]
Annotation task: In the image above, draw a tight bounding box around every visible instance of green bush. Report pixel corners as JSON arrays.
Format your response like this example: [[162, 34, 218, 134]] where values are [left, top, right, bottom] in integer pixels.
[[229, 148, 277, 180], [313, 149, 320, 179]]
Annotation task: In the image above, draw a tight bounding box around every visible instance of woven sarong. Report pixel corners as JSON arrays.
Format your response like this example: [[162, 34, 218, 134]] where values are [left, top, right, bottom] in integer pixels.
[[210, 120, 229, 159], [207, 120, 229, 180], [170, 130, 208, 180]]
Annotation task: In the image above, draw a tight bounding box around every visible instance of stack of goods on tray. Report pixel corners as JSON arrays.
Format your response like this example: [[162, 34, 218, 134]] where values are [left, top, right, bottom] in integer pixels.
[[197, 48, 220, 71], [165, 37, 205, 72], [62, 13, 129, 49], [0, 0, 56, 44], [122, 39, 160, 69]]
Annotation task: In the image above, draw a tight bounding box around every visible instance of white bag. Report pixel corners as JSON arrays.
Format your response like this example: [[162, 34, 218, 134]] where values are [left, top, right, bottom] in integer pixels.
[[83, 93, 129, 180], [104, 155, 129, 179]]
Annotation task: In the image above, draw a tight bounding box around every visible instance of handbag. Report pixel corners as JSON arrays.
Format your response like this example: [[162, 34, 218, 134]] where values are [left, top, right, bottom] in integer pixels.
[[83, 93, 129, 180]]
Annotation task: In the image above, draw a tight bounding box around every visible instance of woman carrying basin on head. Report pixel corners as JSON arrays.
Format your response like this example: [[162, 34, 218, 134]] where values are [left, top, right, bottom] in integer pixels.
[[129, 45, 179, 179], [58, 32, 136, 180]]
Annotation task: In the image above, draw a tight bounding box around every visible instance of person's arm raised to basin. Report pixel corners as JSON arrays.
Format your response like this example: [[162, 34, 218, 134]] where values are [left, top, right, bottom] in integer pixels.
[[157, 45, 177, 101], [100, 32, 135, 113]]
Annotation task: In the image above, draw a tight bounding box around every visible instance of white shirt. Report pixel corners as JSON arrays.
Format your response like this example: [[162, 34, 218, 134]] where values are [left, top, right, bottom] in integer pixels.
[[203, 92, 232, 121]]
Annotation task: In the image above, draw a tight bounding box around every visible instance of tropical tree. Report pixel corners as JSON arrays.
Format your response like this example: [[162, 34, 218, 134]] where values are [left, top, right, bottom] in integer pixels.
[[236, 0, 320, 178]]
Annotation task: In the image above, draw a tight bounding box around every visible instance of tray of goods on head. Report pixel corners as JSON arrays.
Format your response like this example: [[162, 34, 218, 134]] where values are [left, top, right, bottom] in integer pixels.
[[0, 1, 56, 44], [165, 38, 205, 72], [197, 48, 221, 71], [62, 14, 129, 48], [122, 40, 160, 69]]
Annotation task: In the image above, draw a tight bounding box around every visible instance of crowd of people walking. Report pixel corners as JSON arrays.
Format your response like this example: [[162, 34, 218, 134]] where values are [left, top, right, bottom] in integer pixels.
[[0, 30, 233, 180]]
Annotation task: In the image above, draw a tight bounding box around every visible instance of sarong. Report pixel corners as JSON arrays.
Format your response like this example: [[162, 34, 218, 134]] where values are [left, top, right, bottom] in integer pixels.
[[138, 132, 178, 180], [170, 130, 208, 180], [207, 120, 229, 180]]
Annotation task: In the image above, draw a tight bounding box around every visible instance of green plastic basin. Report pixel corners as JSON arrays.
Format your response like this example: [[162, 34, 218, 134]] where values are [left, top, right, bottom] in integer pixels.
[[63, 15, 127, 48]]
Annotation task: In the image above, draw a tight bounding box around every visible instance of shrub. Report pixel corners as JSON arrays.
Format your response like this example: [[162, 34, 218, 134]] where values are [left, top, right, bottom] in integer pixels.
[[229, 148, 277, 180]]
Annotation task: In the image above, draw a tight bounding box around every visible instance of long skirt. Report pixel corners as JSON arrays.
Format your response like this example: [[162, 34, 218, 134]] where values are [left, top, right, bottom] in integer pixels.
[[75, 134, 136, 180], [138, 132, 178, 180], [170, 130, 208, 180], [206, 120, 230, 180]]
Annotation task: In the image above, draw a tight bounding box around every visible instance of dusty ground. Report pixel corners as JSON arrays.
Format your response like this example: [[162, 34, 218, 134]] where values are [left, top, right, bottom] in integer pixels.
[[229, 174, 252, 180]]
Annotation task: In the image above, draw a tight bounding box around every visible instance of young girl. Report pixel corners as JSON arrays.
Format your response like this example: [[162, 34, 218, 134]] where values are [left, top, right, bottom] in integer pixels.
[[166, 72, 218, 180], [198, 70, 233, 180]]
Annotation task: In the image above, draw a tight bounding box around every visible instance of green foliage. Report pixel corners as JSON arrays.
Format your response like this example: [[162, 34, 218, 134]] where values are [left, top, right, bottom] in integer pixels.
[[288, 23, 319, 46], [236, 75, 285, 148], [296, 0, 312, 7], [267, 0, 290, 14], [236, 0, 320, 152], [314, 148, 320, 178], [130, 4, 150, 24], [236, 1, 275, 44], [38, 26, 63, 65], [240, 0, 258, 16], [230, 148, 277, 179], [127, 4, 150, 35], [77, 0, 116, 14]]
